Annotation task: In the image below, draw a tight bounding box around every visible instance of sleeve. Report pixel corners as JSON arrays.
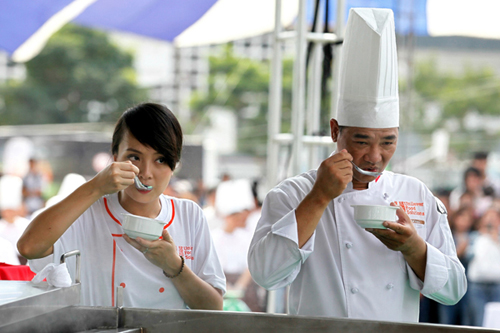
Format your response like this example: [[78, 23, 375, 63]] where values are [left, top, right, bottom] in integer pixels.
[[190, 204, 227, 295], [407, 191, 467, 305], [28, 213, 86, 283], [248, 184, 315, 290]]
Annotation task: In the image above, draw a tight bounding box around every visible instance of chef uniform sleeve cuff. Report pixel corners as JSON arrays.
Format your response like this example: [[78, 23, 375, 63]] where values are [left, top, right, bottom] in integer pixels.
[[407, 243, 448, 294], [271, 209, 315, 263]]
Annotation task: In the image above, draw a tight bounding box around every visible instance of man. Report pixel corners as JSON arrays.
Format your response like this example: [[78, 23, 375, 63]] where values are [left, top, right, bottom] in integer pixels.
[[248, 8, 466, 322]]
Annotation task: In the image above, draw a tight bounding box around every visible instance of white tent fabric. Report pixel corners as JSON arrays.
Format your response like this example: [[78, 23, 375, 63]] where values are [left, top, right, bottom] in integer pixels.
[[427, 0, 500, 39], [174, 0, 299, 47]]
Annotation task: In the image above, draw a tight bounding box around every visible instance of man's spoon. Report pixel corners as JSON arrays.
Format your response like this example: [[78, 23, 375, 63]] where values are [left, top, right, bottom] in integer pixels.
[[350, 161, 383, 177], [134, 176, 153, 190]]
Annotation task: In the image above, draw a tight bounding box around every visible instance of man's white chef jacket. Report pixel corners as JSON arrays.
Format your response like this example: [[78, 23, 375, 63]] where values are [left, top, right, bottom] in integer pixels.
[[248, 170, 467, 322]]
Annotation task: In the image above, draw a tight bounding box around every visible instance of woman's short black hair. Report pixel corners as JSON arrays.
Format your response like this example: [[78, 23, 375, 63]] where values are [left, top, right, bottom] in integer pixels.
[[112, 103, 183, 171]]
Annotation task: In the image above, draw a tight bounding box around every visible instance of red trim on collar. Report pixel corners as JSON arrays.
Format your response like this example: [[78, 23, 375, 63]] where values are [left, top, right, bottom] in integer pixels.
[[104, 197, 121, 226], [104, 196, 174, 229], [163, 200, 175, 229], [375, 175, 381, 182]]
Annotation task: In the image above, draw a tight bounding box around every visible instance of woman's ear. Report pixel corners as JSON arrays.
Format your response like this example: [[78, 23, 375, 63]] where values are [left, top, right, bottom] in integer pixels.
[[113, 154, 117, 162]]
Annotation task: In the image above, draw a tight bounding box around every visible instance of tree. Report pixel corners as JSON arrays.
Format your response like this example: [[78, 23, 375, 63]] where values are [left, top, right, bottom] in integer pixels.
[[0, 24, 147, 125], [410, 59, 500, 132], [189, 45, 296, 156]]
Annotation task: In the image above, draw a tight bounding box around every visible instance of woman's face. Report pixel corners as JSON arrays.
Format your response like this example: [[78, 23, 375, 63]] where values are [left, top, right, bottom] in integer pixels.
[[114, 130, 173, 210]]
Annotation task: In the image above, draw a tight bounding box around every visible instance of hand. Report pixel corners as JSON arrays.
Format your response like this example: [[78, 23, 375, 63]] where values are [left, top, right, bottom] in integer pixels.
[[366, 202, 426, 258], [123, 229, 183, 276], [91, 161, 139, 196], [312, 149, 353, 202]]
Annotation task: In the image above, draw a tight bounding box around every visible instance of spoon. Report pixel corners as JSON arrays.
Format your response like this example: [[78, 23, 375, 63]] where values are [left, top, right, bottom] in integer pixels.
[[350, 161, 383, 177], [134, 176, 153, 190]]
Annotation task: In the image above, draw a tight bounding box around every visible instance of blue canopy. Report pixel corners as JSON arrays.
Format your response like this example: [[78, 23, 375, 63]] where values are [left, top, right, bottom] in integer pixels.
[[1, 0, 499, 62]]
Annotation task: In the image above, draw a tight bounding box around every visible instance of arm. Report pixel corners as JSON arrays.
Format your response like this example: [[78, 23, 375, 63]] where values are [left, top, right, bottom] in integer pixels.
[[124, 229, 223, 310], [370, 197, 466, 305], [368, 202, 428, 280], [248, 150, 353, 289], [18, 161, 138, 259], [296, 150, 353, 247]]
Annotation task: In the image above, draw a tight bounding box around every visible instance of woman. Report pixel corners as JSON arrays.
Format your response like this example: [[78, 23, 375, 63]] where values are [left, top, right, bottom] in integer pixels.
[[18, 103, 225, 310], [467, 208, 500, 326]]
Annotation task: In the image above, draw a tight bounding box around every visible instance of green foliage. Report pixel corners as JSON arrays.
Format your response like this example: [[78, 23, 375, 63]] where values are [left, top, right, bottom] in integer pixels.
[[0, 24, 147, 125], [189, 45, 294, 156], [411, 59, 500, 132]]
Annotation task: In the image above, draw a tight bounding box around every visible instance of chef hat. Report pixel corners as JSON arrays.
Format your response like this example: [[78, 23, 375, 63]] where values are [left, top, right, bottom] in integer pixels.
[[337, 8, 399, 128], [58, 173, 86, 198], [0, 175, 23, 210], [215, 179, 255, 218]]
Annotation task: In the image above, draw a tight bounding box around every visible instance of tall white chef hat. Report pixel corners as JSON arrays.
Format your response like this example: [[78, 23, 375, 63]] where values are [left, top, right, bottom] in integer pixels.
[[337, 8, 399, 128]]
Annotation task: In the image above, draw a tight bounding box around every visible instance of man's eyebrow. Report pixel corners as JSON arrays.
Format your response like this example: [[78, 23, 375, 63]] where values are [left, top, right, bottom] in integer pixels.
[[353, 133, 370, 139], [383, 135, 397, 140]]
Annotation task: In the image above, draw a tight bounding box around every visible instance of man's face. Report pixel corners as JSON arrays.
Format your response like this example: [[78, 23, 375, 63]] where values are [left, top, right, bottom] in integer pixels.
[[330, 119, 398, 184]]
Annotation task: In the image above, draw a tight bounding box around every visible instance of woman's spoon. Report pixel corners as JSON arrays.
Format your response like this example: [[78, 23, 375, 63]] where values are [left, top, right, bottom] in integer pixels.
[[134, 176, 153, 190], [350, 161, 383, 177]]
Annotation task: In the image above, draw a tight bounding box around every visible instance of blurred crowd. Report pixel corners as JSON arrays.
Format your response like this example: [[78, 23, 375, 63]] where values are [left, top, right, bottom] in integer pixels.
[[421, 151, 500, 327]]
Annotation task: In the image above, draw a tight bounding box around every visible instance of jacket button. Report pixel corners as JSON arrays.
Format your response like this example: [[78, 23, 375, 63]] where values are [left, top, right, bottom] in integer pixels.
[[386, 284, 394, 290], [351, 288, 359, 294], [345, 242, 352, 249]]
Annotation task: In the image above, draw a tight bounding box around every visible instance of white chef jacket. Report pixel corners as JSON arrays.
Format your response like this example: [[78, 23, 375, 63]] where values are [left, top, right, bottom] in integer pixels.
[[248, 170, 466, 322], [29, 192, 226, 309]]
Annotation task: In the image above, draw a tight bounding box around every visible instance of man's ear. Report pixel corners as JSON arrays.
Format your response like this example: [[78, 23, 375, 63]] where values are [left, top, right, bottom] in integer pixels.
[[330, 118, 340, 142]]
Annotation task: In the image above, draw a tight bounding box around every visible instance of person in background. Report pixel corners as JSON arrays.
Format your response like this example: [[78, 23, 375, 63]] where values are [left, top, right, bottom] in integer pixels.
[[22, 158, 46, 217], [203, 186, 224, 231], [0, 235, 20, 265], [467, 208, 500, 326], [248, 8, 466, 322], [0, 175, 30, 265], [439, 206, 475, 325], [450, 167, 494, 219], [212, 179, 265, 312], [471, 152, 500, 197], [18, 102, 225, 310]]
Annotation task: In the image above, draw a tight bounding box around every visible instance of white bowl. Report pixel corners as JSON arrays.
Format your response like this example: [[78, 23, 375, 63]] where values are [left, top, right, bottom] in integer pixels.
[[351, 204, 399, 229], [122, 213, 166, 240]]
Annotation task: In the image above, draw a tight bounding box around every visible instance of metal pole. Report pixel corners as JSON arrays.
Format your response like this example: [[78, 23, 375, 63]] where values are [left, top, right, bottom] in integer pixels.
[[265, 0, 284, 193], [306, 5, 323, 170], [291, 0, 308, 175], [330, 0, 345, 119]]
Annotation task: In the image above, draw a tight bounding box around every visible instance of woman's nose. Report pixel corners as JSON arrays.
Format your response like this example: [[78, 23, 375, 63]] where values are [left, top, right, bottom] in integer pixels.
[[138, 161, 153, 179]]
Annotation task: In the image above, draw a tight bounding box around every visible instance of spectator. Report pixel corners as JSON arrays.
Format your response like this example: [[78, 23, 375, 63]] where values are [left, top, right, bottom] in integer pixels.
[[471, 152, 500, 197], [212, 179, 265, 312], [22, 158, 46, 217], [0, 235, 20, 265], [450, 167, 494, 218], [439, 206, 475, 325], [0, 175, 30, 264], [467, 208, 500, 326], [202, 186, 224, 231]]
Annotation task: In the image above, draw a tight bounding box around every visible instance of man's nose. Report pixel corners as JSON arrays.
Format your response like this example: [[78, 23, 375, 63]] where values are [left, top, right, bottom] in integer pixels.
[[364, 145, 382, 164]]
